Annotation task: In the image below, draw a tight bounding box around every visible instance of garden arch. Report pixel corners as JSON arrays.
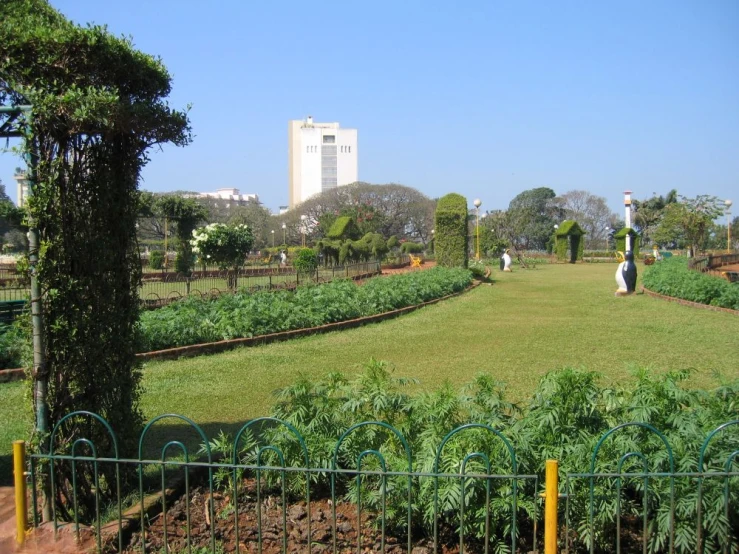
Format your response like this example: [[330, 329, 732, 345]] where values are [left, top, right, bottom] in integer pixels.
[[554, 220, 586, 263]]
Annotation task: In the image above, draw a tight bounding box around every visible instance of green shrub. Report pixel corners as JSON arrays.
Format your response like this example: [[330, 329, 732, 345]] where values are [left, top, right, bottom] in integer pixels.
[[236, 365, 739, 553], [0, 321, 25, 369], [643, 256, 739, 310], [435, 193, 468, 268], [174, 252, 193, 274], [148, 250, 164, 270], [399, 241, 424, 254], [292, 248, 318, 275], [139, 267, 473, 350]]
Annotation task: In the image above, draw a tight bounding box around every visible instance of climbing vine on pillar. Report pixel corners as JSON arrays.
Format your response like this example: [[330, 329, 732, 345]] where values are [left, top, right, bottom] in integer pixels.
[[1, 0, 191, 519]]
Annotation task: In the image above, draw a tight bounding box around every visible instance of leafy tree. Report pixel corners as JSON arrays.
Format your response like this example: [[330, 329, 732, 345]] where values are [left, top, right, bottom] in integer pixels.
[[227, 202, 272, 249], [191, 223, 254, 289], [1, 0, 191, 519], [506, 187, 563, 250], [289, 182, 435, 242], [632, 189, 678, 246], [554, 190, 618, 249], [653, 195, 724, 254], [149, 195, 206, 274]]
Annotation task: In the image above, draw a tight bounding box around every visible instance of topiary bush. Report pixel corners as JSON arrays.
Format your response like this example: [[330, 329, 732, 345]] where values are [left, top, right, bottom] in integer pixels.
[[399, 241, 424, 254], [292, 248, 319, 276], [435, 193, 468, 268], [148, 250, 164, 270]]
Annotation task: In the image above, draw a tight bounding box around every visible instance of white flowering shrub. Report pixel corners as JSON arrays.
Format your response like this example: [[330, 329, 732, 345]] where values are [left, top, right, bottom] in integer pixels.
[[191, 223, 254, 273]]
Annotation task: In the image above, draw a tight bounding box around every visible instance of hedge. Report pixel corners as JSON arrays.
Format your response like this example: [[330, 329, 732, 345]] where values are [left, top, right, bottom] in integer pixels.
[[434, 193, 468, 268]]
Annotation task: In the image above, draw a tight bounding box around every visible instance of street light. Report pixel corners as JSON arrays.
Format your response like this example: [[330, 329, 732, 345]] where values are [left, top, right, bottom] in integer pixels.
[[605, 227, 611, 252], [271, 229, 275, 247], [300, 215, 308, 248], [473, 198, 482, 260], [281, 222, 287, 246], [726, 199, 733, 253]]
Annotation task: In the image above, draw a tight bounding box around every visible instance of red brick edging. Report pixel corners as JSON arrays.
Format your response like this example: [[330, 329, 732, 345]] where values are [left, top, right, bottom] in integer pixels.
[[0, 282, 479, 380], [641, 286, 739, 315]]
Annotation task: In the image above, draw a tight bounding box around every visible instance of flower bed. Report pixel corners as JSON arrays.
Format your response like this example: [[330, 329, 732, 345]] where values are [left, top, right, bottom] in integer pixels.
[[642, 256, 739, 310], [140, 267, 473, 351]]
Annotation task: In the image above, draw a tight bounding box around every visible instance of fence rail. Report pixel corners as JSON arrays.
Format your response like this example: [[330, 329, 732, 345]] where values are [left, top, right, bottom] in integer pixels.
[[0, 261, 384, 314], [14, 413, 738, 554]]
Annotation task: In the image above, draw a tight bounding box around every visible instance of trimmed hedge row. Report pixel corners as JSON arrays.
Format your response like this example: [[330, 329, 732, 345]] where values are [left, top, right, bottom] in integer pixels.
[[140, 267, 473, 351], [434, 193, 468, 268], [642, 256, 739, 310]]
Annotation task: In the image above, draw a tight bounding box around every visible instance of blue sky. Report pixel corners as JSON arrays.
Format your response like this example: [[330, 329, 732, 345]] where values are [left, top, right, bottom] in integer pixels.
[[1, 0, 737, 215]]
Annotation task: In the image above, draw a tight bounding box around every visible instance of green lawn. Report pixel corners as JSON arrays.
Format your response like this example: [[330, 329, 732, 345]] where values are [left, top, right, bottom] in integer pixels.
[[2, 262, 737, 483]]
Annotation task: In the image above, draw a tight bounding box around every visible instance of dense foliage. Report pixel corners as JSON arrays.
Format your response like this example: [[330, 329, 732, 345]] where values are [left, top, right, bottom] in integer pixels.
[[191, 223, 254, 289], [614, 227, 641, 257], [554, 220, 585, 262], [506, 187, 563, 251], [0, 321, 25, 368], [289, 182, 435, 244], [141, 195, 207, 275], [1, 0, 191, 518], [231, 364, 739, 553], [292, 248, 318, 276], [435, 193, 468, 268], [642, 257, 739, 310], [140, 267, 472, 351]]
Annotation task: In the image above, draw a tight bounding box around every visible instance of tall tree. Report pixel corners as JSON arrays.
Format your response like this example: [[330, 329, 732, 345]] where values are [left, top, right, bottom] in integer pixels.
[[653, 195, 724, 254], [290, 182, 436, 242], [555, 190, 619, 249], [1, 0, 190, 518], [227, 202, 272, 249], [506, 187, 563, 250], [632, 190, 678, 246]]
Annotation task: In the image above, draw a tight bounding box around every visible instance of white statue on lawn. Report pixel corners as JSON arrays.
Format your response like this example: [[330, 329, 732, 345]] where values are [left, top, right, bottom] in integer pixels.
[[615, 250, 637, 296], [500, 249, 512, 272]]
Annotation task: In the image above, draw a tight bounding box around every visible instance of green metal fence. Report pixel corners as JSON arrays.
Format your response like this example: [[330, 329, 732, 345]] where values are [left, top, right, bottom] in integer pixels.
[[22, 413, 738, 553]]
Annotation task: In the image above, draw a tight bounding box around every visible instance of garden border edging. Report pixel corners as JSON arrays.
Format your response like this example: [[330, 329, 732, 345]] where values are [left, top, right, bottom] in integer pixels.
[[641, 285, 739, 315], [0, 282, 480, 379], [139, 282, 480, 361]]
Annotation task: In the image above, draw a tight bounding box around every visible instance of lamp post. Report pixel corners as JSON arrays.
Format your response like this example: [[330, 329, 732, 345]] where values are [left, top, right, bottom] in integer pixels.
[[300, 215, 308, 248], [726, 199, 733, 253], [473, 198, 482, 260], [605, 227, 611, 252], [271, 229, 275, 247], [282, 222, 286, 246]]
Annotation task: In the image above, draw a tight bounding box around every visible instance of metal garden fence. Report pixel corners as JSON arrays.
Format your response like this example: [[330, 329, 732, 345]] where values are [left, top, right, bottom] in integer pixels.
[[12, 414, 738, 553]]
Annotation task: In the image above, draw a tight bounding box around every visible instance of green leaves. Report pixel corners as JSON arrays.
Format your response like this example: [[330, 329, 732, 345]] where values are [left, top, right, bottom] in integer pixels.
[[139, 267, 473, 351], [643, 257, 739, 310]]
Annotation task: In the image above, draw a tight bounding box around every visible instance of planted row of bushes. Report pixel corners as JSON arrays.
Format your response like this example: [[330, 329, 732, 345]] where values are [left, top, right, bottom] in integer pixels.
[[215, 363, 738, 553], [642, 256, 739, 310], [139, 267, 473, 351]]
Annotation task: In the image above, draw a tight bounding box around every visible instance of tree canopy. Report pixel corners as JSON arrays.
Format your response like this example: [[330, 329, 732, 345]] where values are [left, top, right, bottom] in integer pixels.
[[1, 0, 191, 517], [506, 187, 563, 250]]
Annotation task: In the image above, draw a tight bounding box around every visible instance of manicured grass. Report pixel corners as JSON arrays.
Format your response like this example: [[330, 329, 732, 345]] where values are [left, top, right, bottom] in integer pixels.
[[137, 263, 738, 425], [2, 262, 737, 482]]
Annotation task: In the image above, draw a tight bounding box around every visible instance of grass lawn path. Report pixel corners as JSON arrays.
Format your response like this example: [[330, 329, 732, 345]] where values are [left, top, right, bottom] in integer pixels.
[[1, 262, 737, 483]]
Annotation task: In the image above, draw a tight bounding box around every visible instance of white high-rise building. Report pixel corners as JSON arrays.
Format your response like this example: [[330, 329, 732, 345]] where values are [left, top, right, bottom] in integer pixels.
[[288, 116, 357, 209]]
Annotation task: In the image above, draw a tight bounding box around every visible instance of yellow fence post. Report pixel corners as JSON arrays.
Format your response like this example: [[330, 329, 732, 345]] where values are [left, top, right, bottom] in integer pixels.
[[545, 459, 559, 554], [13, 440, 28, 546]]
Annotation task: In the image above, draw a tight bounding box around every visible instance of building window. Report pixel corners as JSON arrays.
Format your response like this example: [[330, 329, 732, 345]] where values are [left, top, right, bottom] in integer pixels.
[[348, 146, 351, 153], [323, 135, 336, 144]]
